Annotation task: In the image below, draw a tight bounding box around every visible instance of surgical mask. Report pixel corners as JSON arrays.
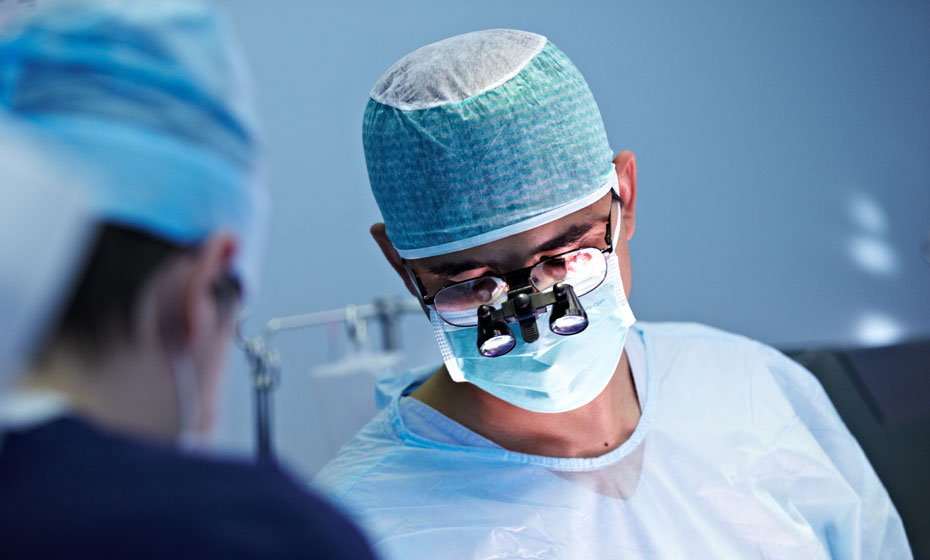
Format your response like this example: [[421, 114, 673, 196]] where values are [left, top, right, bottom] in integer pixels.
[[430, 219, 636, 414]]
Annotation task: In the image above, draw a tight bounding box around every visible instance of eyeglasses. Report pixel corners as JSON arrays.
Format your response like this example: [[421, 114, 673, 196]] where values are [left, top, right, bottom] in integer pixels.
[[414, 201, 617, 328]]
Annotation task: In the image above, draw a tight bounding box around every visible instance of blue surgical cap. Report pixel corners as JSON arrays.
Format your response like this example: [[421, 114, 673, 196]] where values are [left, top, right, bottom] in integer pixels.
[[0, 0, 267, 292], [364, 29, 616, 259]]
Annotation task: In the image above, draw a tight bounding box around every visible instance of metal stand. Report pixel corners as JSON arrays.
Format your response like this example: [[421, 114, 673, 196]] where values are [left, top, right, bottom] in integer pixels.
[[238, 297, 422, 463], [240, 335, 280, 464]]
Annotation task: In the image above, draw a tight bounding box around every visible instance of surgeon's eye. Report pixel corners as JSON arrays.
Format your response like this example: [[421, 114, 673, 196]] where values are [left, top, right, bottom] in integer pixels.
[[433, 276, 509, 326], [530, 248, 606, 295], [564, 251, 592, 272]]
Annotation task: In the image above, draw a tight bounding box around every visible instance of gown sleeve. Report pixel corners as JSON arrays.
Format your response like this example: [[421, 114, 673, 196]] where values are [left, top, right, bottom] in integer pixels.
[[757, 343, 912, 559]]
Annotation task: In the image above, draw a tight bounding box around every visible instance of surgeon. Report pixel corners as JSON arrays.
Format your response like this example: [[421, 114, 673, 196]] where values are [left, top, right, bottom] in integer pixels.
[[0, 2, 376, 558], [315, 29, 911, 559]]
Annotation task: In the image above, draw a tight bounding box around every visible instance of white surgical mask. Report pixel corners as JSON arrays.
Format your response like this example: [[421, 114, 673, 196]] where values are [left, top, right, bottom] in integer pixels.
[[430, 217, 636, 414]]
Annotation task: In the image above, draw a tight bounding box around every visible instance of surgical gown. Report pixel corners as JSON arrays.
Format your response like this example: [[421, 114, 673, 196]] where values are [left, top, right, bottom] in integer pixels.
[[315, 322, 911, 559]]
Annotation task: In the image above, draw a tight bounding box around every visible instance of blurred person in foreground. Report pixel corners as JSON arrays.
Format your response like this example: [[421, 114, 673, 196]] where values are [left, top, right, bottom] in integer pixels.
[[315, 29, 911, 559], [0, 2, 375, 558]]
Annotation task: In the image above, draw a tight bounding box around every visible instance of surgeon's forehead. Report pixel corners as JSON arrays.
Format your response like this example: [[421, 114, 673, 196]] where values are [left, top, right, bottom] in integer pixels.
[[411, 191, 614, 276]]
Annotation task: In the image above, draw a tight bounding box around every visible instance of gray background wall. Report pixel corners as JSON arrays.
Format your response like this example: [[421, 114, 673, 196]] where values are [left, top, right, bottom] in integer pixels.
[[209, 0, 930, 478]]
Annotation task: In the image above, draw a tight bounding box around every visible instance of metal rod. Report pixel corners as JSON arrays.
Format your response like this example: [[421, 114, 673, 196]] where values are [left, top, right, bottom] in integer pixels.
[[254, 384, 273, 463], [261, 298, 422, 341], [378, 301, 400, 352]]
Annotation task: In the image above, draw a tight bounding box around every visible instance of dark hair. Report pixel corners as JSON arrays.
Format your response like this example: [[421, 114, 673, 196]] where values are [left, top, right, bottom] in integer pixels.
[[41, 223, 240, 358]]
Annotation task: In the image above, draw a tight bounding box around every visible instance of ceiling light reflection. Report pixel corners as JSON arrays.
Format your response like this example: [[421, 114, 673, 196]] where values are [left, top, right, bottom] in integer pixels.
[[848, 236, 899, 277], [854, 312, 904, 346], [848, 192, 888, 235]]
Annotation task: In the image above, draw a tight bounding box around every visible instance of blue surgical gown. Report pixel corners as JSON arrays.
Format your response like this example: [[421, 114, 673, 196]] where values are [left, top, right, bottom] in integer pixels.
[[315, 322, 911, 559]]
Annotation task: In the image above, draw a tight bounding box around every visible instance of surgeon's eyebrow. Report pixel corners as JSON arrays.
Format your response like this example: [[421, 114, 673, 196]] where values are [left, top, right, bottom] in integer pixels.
[[426, 224, 596, 278], [422, 223, 598, 278], [423, 259, 488, 279], [531, 223, 596, 255]]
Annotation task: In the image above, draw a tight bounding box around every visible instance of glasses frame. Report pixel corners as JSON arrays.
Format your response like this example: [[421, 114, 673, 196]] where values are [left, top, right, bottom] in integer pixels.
[[409, 194, 620, 325]]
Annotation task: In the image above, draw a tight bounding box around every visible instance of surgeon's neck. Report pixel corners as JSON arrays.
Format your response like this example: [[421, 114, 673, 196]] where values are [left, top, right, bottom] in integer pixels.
[[410, 351, 640, 458]]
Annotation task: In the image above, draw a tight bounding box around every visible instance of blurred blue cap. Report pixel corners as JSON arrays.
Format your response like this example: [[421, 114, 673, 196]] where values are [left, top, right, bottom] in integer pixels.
[[0, 0, 268, 292]]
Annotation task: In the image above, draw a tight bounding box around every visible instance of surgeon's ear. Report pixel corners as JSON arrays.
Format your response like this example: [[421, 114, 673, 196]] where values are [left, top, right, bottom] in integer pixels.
[[371, 223, 420, 298], [613, 151, 637, 240]]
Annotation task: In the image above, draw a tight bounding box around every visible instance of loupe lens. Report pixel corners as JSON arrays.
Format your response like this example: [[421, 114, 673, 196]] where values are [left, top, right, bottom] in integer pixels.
[[550, 314, 588, 335], [479, 333, 516, 357]]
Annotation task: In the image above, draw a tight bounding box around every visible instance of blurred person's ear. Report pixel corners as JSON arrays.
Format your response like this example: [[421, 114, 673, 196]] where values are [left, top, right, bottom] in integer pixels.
[[181, 233, 239, 345], [151, 233, 239, 354]]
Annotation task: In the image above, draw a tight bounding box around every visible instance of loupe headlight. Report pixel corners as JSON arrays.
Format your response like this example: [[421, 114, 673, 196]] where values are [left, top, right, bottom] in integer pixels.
[[476, 304, 516, 357], [549, 282, 588, 335]]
